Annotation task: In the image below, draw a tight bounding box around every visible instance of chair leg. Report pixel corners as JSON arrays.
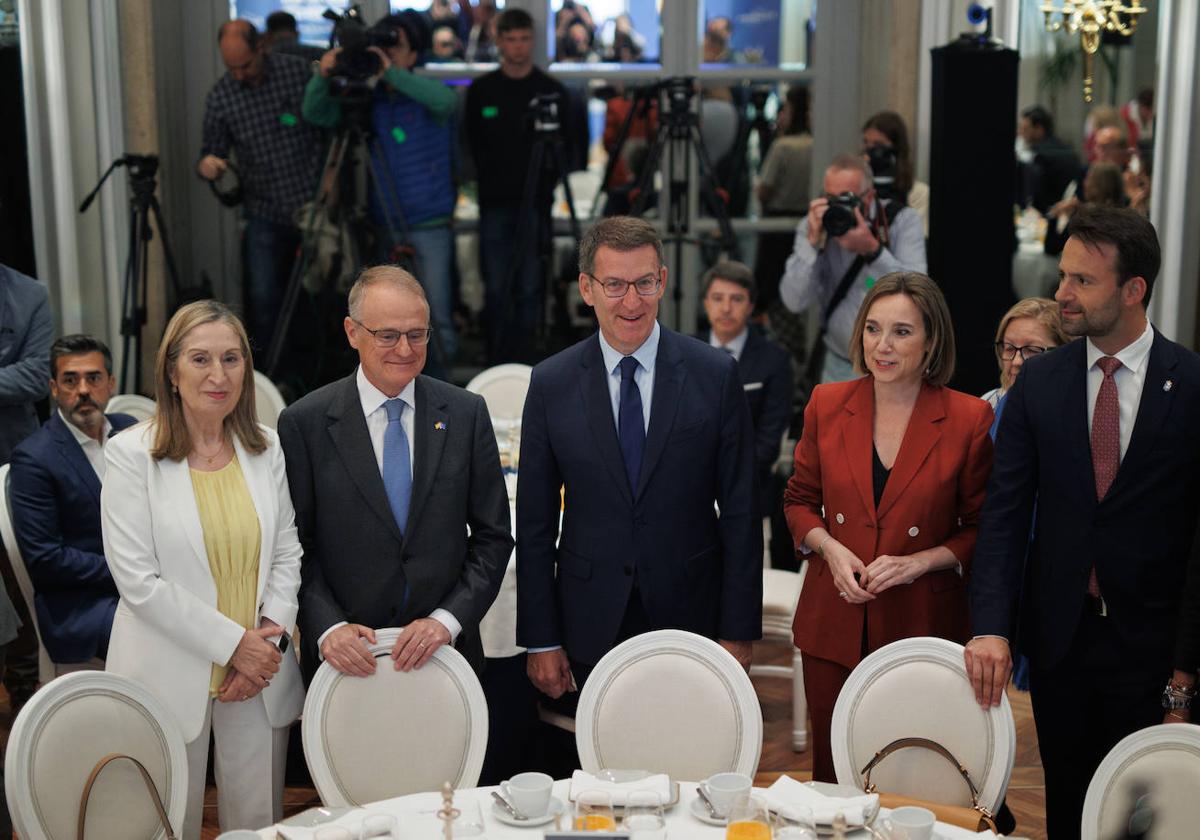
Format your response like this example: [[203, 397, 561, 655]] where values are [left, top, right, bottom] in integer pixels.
[[791, 647, 808, 752]]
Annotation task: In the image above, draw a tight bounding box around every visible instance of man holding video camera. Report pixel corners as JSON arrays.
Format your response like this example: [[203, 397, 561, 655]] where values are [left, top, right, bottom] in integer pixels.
[[304, 11, 459, 376], [465, 8, 569, 363], [780, 153, 927, 383]]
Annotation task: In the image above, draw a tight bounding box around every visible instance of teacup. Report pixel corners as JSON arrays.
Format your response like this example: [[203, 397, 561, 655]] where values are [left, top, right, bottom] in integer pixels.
[[880, 806, 936, 840], [700, 771, 753, 817], [501, 771, 554, 817]]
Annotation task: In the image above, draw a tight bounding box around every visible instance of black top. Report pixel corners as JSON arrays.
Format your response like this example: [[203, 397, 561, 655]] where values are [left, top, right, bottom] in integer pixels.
[[872, 445, 891, 508]]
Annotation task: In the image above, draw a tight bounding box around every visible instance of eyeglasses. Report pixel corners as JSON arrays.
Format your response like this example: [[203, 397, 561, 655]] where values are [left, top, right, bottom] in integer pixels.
[[995, 341, 1050, 361], [586, 273, 661, 299], [352, 319, 434, 348]]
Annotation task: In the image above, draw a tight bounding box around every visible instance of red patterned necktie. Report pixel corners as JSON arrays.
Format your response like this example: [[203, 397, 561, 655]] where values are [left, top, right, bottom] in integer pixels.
[[1088, 356, 1122, 596]]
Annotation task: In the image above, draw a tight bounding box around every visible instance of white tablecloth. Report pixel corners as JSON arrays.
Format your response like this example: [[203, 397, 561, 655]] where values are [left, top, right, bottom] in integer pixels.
[[257, 780, 1001, 839]]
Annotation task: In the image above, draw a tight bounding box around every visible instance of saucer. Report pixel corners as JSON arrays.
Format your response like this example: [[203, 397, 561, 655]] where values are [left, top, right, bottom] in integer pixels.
[[491, 795, 566, 828], [688, 795, 727, 826]]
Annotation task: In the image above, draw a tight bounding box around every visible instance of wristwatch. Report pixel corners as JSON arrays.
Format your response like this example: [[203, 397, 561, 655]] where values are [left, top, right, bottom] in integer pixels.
[[1161, 680, 1196, 710]]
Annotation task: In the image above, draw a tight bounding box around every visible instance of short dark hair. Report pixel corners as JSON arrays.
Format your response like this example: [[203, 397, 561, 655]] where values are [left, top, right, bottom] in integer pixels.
[[218, 19, 259, 51], [379, 11, 429, 60], [783, 85, 810, 136], [702, 261, 757, 302], [1022, 104, 1055, 137], [1136, 87, 1154, 109], [50, 334, 113, 379], [264, 11, 298, 34], [1068, 205, 1161, 307], [496, 9, 534, 34], [578, 217, 664, 275]]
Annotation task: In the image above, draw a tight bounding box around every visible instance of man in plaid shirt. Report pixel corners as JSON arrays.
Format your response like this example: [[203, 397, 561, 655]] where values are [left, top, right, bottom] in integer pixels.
[[197, 19, 320, 354]]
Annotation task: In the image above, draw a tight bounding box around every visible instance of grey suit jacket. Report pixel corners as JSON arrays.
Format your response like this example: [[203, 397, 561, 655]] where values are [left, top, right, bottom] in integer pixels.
[[0, 265, 53, 465], [278, 371, 513, 678]]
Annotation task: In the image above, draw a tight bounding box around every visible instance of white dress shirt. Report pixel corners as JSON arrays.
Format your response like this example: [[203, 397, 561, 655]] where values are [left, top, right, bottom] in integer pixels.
[[60, 409, 112, 480], [708, 327, 748, 361], [1085, 319, 1154, 461], [597, 321, 660, 433], [318, 368, 460, 652]]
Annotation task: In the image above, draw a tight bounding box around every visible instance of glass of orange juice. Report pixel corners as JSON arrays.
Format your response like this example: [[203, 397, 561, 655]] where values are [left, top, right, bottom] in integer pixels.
[[726, 793, 772, 840], [574, 790, 616, 831]]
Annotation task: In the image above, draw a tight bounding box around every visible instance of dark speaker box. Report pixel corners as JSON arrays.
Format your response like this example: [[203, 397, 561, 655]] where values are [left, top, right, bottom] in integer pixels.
[[929, 38, 1020, 396]]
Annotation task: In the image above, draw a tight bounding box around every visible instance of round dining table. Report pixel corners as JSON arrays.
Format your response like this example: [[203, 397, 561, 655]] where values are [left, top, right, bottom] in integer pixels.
[[256, 778, 1003, 839]]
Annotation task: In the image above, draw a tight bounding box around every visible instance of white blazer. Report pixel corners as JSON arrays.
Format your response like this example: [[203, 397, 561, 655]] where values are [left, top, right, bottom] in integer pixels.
[[101, 422, 303, 742]]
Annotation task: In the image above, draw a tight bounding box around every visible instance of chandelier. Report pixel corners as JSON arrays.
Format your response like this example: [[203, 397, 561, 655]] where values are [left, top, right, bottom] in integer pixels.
[[1040, 1, 1148, 102]]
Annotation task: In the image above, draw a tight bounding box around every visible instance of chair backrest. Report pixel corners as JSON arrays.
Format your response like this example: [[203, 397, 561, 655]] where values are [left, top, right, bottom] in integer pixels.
[[831, 637, 1015, 815], [0, 464, 54, 684], [464, 364, 533, 422], [302, 628, 488, 807], [4, 670, 188, 840], [575, 629, 763, 779], [254, 370, 288, 429], [1082, 723, 1200, 840], [106, 394, 156, 422]]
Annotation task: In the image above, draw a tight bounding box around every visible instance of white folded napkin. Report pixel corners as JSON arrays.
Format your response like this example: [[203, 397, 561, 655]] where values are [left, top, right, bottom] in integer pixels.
[[568, 770, 672, 806], [765, 776, 879, 826]]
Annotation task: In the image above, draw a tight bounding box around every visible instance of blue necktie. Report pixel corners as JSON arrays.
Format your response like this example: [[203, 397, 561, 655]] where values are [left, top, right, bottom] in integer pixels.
[[382, 398, 412, 535], [618, 356, 645, 492]]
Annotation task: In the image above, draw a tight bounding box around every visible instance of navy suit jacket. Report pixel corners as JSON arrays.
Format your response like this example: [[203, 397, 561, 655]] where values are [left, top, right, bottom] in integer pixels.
[[8, 411, 136, 662], [516, 327, 762, 666], [969, 329, 1200, 674]]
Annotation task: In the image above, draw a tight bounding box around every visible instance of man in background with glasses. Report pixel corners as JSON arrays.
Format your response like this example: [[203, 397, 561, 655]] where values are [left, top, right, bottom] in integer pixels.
[[278, 265, 512, 681], [516, 217, 762, 725]]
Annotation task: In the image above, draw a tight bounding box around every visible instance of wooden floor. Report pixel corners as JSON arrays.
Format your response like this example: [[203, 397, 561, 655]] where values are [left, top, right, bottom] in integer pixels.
[[0, 641, 1047, 839]]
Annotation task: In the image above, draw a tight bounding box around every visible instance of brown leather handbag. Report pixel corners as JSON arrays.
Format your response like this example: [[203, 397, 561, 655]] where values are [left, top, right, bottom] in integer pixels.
[[77, 753, 178, 840], [860, 737, 1000, 833]]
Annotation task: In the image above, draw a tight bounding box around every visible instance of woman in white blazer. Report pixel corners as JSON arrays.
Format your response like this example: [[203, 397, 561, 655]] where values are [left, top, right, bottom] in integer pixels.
[[102, 300, 303, 839]]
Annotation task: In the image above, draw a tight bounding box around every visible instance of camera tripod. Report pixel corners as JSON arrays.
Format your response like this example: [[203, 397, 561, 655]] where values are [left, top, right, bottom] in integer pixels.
[[265, 106, 450, 381], [491, 95, 583, 362], [79, 154, 183, 394], [615, 78, 739, 329]]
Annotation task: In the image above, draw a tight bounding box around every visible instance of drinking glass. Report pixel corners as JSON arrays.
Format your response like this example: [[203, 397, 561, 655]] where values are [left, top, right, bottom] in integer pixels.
[[725, 793, 772, 840], [574, 789, 617, 831], [772, 803, 817, 840], [623, 790, 667, 840], [359, 813, 399, 839], [452, 798, 487, 837]]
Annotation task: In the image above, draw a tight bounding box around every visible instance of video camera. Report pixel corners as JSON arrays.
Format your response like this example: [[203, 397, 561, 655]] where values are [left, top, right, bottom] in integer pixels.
[[822, 191, 865, 237], [322, 5, 399, 100]]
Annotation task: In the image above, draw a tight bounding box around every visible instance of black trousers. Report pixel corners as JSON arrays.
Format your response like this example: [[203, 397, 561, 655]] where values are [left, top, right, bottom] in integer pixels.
[[1029, 609, 1167, 840]]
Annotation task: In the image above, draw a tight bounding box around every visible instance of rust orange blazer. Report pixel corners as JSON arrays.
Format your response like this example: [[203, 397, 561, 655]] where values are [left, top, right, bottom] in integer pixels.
[[784, 377, 994, 670]]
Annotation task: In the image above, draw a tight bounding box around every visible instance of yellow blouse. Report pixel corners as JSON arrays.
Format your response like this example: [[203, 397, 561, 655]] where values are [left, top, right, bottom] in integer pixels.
[[190, 455, 261, 696]]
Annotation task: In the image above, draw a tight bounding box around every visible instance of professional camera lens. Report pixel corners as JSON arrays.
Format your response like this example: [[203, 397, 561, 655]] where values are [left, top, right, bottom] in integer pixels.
[[822, 192, 862, 237]]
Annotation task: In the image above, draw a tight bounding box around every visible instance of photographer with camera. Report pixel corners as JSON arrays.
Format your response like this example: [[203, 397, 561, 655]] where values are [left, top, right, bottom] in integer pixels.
[[303, 11, 460, 374], [780, 153, 927, 384], [465, 8, 570, 363], [197, 19, 320, 356]]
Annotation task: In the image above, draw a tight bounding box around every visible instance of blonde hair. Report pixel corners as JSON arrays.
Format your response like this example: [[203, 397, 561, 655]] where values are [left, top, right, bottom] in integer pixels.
[[993, 297, 1069, 390], [150, 300, 266, 461], [849, 272, 956, 387]]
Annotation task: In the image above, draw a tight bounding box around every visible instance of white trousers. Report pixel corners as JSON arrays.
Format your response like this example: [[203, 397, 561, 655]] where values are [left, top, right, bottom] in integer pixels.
[[182, 693, 289, 840]]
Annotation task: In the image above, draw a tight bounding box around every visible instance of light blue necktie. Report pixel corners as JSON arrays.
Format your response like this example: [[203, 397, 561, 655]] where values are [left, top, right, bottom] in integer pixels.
[[382, 398, 412, 535]]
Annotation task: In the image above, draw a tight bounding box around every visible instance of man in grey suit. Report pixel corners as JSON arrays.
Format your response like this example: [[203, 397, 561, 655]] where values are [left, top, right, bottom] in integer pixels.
[[0, 264, 54, 465], [278, 266, 512, 680]]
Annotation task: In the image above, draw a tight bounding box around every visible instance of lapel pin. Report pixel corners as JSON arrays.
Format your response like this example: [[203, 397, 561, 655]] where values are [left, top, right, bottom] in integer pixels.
[[434, 421, 447, 431], [1164, 380, 1174, 392]]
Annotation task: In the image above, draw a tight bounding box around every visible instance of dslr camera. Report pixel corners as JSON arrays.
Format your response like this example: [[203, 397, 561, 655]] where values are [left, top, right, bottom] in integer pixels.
[[822, 192, 865, 237], [323, 5, 400, 100], [866, 145, 898, 202]]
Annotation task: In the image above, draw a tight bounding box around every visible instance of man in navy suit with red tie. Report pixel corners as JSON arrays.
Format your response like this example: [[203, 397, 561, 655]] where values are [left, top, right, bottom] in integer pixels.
[[516, 216, 762, 707], [966, 206, 1200, 838]]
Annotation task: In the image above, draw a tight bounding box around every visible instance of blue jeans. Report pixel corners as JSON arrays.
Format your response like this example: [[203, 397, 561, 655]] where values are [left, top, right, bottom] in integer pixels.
[[244, 215, 300, 358], [377, 224, 458, 379], [479, 203, 541, 362]]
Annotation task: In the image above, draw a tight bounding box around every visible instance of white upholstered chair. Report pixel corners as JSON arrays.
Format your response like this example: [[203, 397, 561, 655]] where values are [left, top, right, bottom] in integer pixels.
[[464, 364, 532, 422], [4, 671, 188, 840], [751, 565, 808, 751], [575, 629, 763, 779], [106, 394, 156, 422], [302, 628, 489, 807], [254, 370, 288, 429], [1082, 723, 1200, 840], [0, 463, 55, 684], [831, 636, 1015, 817]]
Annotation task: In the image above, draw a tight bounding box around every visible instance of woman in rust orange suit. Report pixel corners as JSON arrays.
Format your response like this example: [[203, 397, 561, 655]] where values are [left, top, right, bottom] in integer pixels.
[[785, 272, 994, 782]]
